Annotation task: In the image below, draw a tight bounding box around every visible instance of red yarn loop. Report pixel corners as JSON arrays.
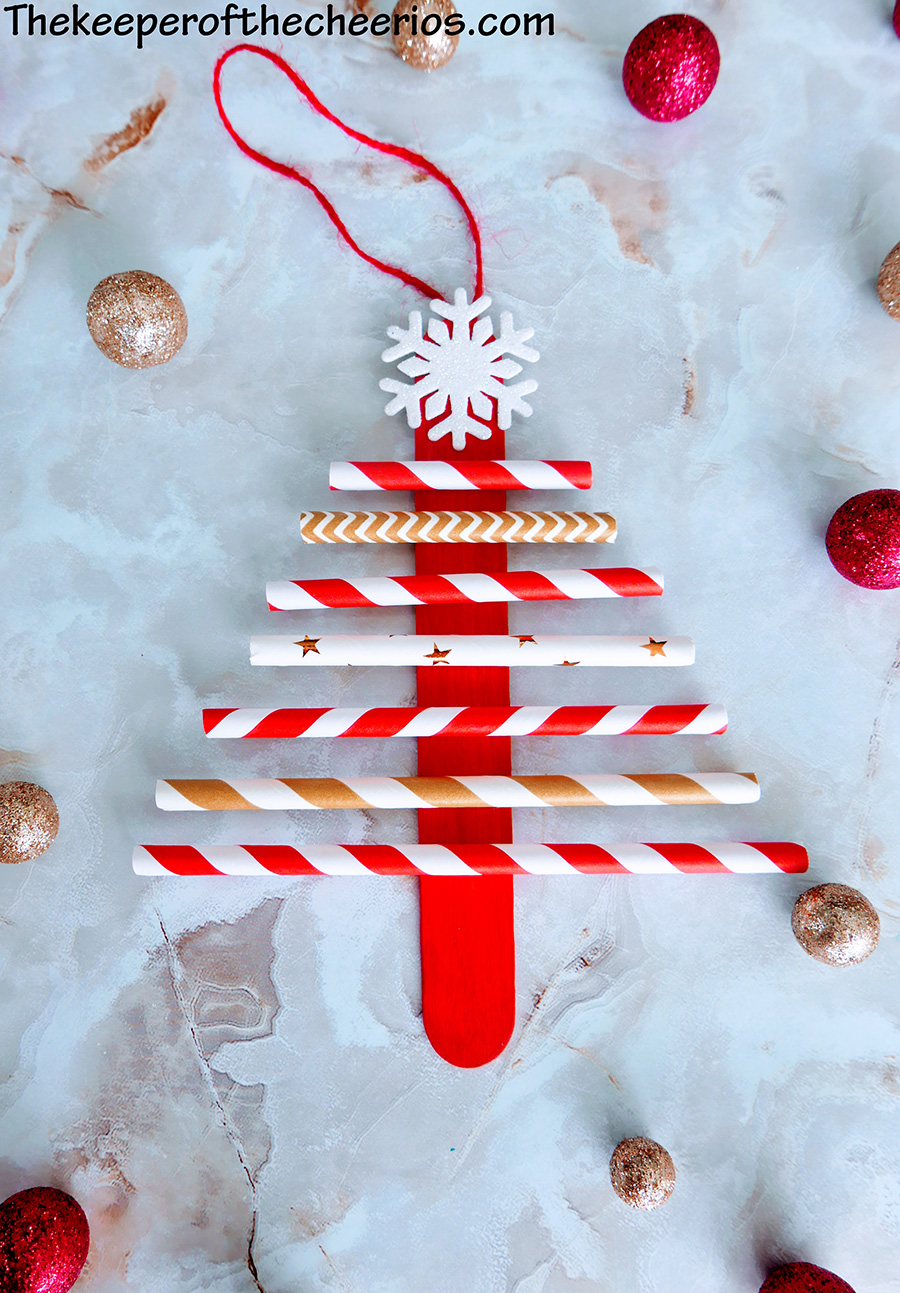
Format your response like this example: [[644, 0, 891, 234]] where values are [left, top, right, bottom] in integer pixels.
[[212, 43, 483, 302]]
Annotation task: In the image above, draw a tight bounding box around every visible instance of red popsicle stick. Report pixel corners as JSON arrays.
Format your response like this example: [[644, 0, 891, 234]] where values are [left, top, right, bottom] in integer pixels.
[[415, 411, 516, 1068]]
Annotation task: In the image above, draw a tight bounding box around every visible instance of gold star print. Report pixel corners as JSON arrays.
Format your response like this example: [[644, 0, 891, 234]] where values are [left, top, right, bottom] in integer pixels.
[[640, 638, 668, 658], [515, 635, 537, 647], [294, 635, 321, 657], [425, 643, 452, 664], [558, 659, 580, 667]]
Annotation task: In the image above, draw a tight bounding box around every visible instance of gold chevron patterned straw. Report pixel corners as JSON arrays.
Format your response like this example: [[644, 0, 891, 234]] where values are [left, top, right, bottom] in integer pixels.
[[156, 773, 760, 811], [299, 510, 616, 544]]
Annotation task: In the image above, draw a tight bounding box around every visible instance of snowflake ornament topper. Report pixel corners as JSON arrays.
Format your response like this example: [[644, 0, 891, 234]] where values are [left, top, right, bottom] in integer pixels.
[[380, 290, 539, 451]]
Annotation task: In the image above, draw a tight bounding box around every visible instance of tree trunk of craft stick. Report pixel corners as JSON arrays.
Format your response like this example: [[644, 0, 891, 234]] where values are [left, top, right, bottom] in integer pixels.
[[415, 412, 516, 1069]]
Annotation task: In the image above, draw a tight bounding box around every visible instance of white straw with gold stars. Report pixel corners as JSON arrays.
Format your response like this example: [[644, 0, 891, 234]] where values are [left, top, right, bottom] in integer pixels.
[[249, 634, 694, 668]]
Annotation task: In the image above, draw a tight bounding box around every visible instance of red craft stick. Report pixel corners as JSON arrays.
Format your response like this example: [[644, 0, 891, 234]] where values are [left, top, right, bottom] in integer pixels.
[[414, 411, 517, 1067]]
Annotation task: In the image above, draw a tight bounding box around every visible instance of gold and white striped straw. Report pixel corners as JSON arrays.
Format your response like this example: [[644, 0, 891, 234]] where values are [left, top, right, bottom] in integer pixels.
[[156, 772, 760, 812]]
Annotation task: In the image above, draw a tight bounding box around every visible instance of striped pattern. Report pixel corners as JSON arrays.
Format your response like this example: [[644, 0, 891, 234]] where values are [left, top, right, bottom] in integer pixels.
[[134, 841, 808, 877], [267, 566, 663, 610], [203, 704, 729, 739], [299, 510, 616, 544], [329, 460, 592, 492], [156, 772, 759, 811], [250, 634, 695, 668]]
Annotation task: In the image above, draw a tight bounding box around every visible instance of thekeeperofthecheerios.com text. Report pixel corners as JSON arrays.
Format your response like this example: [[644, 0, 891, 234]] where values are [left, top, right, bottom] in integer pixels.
[[3, 3, 556, 49]]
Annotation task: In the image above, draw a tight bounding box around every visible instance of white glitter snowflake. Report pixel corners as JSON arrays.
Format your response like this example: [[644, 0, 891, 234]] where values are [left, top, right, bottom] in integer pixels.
[[380, 289, 539, 451]]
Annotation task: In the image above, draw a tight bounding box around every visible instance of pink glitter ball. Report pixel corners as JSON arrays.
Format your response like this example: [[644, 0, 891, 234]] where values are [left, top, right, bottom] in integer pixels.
[[759, 1262, 855, 1293], [623, 14, 720, 123], [0, 1188, 89, 1293], [826, 489, 900, 590]]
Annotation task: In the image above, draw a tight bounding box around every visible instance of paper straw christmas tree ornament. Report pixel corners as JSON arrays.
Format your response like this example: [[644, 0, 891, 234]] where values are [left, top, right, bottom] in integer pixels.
[[138, 45, 807, 1071]]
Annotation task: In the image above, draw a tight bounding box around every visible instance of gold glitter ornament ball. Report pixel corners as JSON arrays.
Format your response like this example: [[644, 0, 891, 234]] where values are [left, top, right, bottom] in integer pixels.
[[877, 241, 900, 320], [609, 1136, 676, 1210], [792, 883, 880, 966], [392, 0, 459, 70], [86, 270, 187, 368], [0, 782, 59, 865]]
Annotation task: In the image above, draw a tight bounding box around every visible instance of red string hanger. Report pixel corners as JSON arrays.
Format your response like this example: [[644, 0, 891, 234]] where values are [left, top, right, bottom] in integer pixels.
[[212, 43, 484, 303]]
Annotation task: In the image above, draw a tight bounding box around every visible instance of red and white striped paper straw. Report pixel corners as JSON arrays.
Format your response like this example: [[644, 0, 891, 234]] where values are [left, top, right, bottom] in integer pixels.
[[250, 635, 695, 667], [267, 566, 662, 610], [329, 460, 592, 491], [202, 704, 728, 739], [134, 841, 808, 876], [155, 772, 759, 811]]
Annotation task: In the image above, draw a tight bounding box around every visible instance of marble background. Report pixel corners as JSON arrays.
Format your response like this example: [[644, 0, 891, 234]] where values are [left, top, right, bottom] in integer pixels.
[[2, 1, 900, 1288]]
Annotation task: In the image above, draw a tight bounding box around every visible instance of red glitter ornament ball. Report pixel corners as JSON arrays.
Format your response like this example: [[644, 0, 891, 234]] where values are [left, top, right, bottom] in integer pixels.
[[0, 1188, 90, 1293], [623, 14, 720, 122], [759, 1262, 855, 1293], [825, 489, 900, 589], [894, 0, 900, 39]]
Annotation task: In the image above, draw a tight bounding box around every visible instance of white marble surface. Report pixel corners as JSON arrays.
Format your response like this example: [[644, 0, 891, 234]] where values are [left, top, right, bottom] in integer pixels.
[[2, 2, 900, 1288]]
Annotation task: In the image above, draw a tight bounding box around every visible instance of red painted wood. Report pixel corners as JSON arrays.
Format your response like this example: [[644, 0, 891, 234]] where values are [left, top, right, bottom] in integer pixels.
[[415, 413, 516, 1068]]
